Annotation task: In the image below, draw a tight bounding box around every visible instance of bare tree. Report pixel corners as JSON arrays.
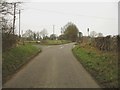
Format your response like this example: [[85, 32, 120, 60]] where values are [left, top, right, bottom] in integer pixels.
[[40, 28, 48, 39], [1, 1, 22, 35], [0, 1, 13, 16], [22, 29, 34, 40], [1, 1, 13, 34], [1, 1, 22, 51], [90, 31, 97, 38], [36, 31, 40, 40], [97, 32, 103, 37]]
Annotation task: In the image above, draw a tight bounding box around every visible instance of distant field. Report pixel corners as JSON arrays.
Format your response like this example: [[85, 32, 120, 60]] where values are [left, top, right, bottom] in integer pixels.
[[72, 44, 118, 88], [23, 40, 71, 45], [40, 40, 72, 45], [2, 44, 41, 83]]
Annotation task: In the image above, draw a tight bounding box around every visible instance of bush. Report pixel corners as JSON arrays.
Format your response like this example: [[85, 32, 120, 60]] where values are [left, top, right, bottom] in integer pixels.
[[2, 33, 19, 52]]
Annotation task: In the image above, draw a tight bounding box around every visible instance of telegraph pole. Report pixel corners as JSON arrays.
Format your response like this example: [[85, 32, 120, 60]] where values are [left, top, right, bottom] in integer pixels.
[[13, 3, 16, 35], [19, 10, 21, 38], [87, 28, 89, 37]]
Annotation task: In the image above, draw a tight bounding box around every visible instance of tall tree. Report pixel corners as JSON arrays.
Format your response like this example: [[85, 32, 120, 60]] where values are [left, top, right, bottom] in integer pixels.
[[63, 22, 79, 42], [22, 29, 34, 40], [1, 1, 22, 51], [1, 1, 14, 34], [1, 1, 22, 35]]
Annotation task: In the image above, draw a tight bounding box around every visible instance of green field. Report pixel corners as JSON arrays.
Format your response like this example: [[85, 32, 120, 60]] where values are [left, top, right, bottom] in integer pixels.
[[40, 40, 71, 45], [2, 44, 41, 83], [23, 40, 71, 45], [72, 44, 118, 88]]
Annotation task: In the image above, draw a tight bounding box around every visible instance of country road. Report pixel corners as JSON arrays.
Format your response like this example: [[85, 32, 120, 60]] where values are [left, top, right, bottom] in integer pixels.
[[3, 43, 100, 88]]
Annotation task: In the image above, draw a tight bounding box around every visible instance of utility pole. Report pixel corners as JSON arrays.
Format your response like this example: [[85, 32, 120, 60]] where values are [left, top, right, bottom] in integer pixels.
[[13, 3, 16, 35], [19, 10, 21, 38], [87, 28, 89, 37]]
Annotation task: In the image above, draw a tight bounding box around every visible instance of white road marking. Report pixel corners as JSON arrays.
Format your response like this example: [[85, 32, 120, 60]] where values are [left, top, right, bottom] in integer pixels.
[[73, 45, 75, 48], [60, 46, 64, 49], [47, 46, 51, 48]]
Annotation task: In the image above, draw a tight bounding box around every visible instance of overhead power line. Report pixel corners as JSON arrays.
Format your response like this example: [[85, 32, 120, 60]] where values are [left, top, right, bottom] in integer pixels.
[[24, 7, 117, 20]]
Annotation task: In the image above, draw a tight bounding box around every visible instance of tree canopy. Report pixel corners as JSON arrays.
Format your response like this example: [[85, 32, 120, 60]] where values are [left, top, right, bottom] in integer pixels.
[[50, 34, 57, 40], [63, 22, 79, 42]]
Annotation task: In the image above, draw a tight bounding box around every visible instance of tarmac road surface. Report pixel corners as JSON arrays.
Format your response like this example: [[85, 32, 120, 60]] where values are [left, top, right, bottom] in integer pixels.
[[3, 43, 100, 88]]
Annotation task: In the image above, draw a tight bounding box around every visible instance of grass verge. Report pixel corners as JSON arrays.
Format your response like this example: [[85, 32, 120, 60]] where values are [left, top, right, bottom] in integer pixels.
[[72, 44, 118, 88], [2, 44, 41, 83]]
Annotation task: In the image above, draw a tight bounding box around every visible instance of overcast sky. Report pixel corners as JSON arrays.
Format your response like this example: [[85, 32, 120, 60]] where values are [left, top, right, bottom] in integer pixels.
[[7, 0, 118, 36]]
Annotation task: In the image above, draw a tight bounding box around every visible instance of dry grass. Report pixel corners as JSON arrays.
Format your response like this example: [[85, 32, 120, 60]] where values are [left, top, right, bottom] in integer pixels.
[[72, 44, 118, 88]]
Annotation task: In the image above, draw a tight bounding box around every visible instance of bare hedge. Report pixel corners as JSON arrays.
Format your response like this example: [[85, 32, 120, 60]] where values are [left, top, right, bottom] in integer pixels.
[[81, 35, 120, 52], [2, 33, 19, 52]]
